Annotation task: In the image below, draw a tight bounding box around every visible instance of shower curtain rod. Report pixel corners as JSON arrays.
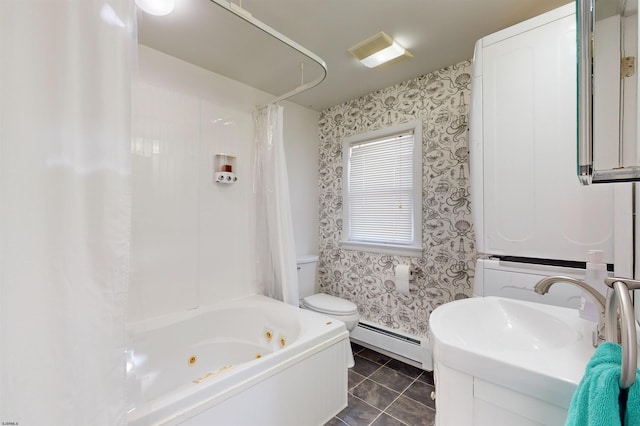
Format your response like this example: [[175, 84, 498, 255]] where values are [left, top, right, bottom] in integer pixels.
[[209, 0, 327, 106]]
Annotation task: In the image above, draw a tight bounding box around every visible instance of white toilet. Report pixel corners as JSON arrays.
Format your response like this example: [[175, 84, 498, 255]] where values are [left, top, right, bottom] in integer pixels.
[[297, 255, 360, 332]]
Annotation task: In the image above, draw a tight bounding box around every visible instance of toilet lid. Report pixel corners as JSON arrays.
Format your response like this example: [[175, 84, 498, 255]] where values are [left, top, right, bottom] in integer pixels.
[[303, 293, 358, 316]]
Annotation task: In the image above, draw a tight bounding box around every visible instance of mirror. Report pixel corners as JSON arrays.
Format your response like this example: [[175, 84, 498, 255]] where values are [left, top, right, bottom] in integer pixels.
[[577, 0, 639, 184]]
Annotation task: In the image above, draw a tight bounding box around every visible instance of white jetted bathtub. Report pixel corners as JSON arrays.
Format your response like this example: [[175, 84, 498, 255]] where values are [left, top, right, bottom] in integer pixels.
[[127, 294, 350, 425]]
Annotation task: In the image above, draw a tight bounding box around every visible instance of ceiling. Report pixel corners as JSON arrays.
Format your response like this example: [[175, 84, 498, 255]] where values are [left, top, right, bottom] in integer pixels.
[[138, 0, 572, 111]]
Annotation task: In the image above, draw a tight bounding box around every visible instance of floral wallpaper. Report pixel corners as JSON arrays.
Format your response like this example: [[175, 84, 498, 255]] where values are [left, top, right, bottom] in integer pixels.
[[317, 60, 476, 337]]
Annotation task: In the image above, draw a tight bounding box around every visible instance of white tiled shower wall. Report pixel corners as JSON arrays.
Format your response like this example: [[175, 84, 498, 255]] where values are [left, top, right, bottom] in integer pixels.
[[128, 46, 320, 321]]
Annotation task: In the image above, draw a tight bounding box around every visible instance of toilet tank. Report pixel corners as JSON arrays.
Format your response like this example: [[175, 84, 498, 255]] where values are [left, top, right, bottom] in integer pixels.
[[296, 255, 319, 299]]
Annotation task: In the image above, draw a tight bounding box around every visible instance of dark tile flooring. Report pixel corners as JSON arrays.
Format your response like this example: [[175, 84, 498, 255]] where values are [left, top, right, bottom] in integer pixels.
[[325, 343, 436, 426]]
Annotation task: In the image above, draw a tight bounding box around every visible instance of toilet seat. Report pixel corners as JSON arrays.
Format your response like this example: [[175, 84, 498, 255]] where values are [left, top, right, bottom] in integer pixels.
[[302, 293, 358, 316]]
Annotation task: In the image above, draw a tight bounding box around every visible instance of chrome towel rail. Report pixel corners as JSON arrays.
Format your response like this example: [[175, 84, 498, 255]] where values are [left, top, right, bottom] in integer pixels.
[[604, 277, 640, 389]]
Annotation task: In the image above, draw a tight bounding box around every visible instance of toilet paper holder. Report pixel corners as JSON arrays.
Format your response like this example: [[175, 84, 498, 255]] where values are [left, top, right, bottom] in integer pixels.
[[394, 264, 417, 294], [394, 264, 419, 280]]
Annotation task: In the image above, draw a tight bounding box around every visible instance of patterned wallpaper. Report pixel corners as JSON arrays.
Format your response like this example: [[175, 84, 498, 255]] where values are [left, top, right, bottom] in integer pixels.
[[317, 61, 476, 337]]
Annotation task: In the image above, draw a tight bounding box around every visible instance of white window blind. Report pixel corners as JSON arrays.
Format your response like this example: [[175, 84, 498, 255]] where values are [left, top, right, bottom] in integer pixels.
[[347, 132, 415, 245]]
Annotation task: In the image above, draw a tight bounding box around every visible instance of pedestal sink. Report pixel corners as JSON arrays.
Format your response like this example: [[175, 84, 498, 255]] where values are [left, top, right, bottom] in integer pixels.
[[429, 296, 596, 426]]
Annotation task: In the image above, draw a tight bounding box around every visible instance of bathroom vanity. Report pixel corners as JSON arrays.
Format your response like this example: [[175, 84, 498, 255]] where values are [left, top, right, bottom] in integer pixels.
[[430, 297, 595, 426]]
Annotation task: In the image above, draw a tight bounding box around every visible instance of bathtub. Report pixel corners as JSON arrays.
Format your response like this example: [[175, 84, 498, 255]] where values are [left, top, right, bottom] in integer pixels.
[[127, 294, 350, 425]]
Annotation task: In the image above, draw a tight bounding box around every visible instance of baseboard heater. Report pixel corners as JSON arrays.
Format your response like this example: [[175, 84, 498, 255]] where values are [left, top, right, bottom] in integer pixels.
[[350, 320, 433, 371]]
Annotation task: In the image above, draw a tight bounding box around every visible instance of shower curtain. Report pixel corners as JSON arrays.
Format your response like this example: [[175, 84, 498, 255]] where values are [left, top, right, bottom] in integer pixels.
[[0, 1, 134, 424], [253, 104, 300, 306]]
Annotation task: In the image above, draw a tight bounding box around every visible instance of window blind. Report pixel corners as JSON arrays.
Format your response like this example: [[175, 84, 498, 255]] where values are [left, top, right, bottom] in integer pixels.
[[347, 132, 415, 245]]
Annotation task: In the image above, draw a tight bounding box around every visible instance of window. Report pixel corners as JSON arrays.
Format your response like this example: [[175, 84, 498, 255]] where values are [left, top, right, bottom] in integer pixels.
[[341, 121, 422, 256]]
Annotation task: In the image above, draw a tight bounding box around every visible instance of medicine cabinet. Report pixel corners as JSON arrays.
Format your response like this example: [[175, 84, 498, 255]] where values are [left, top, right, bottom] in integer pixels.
[[577, 0, 639, 184]]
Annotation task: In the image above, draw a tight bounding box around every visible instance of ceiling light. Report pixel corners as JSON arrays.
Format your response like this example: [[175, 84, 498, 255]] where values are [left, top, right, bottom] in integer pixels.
[[348, 32, 412, 68], [135, 0, 175, 16], [360, 41, 406, 68]]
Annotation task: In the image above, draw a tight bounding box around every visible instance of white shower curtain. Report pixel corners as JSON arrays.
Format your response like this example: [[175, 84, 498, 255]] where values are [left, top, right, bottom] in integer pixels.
[[253, 104, 300, 306], [0, 1, 134, 424]]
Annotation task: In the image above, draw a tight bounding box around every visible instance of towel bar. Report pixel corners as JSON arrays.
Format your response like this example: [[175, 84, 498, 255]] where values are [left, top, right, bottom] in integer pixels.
[[604, 277, 640, 389]]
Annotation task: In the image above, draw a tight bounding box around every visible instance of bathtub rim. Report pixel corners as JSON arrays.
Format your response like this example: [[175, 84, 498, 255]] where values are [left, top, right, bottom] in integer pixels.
[[127, 293, 297, 335]]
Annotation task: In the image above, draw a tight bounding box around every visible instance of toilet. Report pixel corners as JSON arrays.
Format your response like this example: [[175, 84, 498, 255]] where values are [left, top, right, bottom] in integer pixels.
[[297, 255, 360, 332]]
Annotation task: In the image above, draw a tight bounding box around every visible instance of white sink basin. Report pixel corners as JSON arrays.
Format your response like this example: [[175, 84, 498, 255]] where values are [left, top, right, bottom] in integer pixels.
[[430, 296, 595, 409], [446, 297, 579, 351]]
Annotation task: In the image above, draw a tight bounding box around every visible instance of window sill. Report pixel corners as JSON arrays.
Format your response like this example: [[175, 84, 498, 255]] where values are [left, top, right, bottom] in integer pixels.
[[340, 240, 423, 257]]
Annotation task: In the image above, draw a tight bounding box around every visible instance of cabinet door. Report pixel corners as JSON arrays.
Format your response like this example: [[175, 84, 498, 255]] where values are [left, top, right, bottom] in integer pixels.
[[482, 14, 614, 263]]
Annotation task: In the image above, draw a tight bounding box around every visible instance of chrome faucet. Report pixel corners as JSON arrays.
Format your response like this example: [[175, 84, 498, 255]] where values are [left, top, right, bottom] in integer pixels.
[[534, 276, 607, 347]]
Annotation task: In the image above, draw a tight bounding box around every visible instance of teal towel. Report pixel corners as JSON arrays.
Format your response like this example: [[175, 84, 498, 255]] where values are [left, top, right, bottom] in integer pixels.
[[627, 377, 640, 426], [566, 342, 640, 426]]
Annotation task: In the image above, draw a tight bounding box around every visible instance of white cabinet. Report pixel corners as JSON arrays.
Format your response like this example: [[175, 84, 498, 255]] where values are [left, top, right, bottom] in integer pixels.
[[469, 3, 615, 264], [435, 362, 569, 426]]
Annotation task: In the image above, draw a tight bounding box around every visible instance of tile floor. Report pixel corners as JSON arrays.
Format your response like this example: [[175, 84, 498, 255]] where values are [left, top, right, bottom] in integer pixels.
[[325, 343, 436, 426]]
